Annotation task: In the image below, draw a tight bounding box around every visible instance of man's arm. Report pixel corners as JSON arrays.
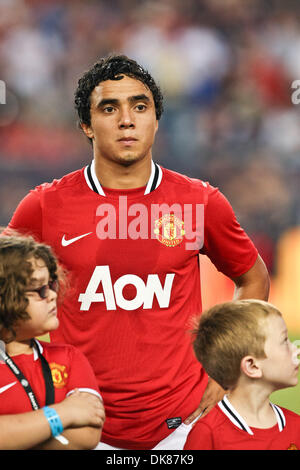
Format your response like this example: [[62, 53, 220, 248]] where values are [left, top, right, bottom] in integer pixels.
[[231, 254, 270, 301], [3, 190, 43, 240]]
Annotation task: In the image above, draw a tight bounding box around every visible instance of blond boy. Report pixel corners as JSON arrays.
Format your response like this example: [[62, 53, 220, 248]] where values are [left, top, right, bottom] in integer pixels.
[[184, 300, 300, 450]]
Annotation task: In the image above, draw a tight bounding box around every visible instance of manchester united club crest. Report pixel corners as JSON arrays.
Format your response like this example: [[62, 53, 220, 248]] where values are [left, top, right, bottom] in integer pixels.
[[287, 443, 298, 450], [154, 214, 185, 247], [50, 362, 68, 389]]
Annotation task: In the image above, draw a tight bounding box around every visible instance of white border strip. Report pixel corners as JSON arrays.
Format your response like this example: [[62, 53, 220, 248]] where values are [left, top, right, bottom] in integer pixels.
[[218, 395, 254, 435], [67, 387, 103, 402], [271, 403, 286, 432]]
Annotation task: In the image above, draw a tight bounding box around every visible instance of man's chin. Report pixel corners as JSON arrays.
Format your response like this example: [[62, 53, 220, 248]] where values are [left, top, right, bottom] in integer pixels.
[[114, 153, 145, 166]]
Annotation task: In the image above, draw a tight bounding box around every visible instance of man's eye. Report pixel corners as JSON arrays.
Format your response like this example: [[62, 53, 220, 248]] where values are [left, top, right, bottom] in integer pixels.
[[103, 106, 115, 113], [136, 104, 146, 111]]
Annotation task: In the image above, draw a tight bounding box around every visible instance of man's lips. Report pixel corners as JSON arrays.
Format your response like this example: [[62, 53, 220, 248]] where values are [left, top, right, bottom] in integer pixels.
[[117, 137, 138, 142], [117, 138, 138, 147]]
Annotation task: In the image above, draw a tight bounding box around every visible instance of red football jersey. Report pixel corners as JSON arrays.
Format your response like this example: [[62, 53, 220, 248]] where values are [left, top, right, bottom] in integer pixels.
[[0, 340, 101, 414], [184, 396, 300, 450], [7, 161, 258, 449]]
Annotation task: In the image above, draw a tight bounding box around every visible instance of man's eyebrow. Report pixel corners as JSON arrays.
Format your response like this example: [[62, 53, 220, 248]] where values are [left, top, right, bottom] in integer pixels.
[[96, 94, 151, 108], [96, 98, 119, 108], [128, 94, 151, 104]]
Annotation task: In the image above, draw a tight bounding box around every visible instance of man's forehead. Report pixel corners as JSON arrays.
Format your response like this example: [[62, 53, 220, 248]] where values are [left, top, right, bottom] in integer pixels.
[[91, 75, 151, 101]]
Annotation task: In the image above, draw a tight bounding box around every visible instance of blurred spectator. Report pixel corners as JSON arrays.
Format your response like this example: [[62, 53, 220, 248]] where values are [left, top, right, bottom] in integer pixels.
[[122, 1, 231, 102]]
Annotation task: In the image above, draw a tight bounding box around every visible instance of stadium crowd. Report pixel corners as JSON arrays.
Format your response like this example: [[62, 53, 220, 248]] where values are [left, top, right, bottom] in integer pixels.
[[0, 0, 300, 274]]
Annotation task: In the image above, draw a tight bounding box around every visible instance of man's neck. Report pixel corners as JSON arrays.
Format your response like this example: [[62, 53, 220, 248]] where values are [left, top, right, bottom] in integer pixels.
[[93, 155, 152, 189]]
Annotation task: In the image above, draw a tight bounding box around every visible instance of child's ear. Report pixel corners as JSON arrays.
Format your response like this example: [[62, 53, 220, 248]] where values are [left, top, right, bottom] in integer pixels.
[[241, 356, 262, 379]]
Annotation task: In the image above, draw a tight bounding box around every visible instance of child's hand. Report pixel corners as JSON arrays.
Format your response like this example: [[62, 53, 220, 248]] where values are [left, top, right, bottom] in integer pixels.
[[54, 389, 105, 429]]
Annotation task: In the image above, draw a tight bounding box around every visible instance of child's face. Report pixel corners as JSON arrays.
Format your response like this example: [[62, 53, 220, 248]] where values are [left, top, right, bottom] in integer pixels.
[[260, 314, 299, 390], [15, 257, 59, 341]]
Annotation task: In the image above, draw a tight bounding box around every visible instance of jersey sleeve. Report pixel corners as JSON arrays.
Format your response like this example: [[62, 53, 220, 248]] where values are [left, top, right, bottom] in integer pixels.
[[66, 346, 102, 400], [4, 190, 43, 241], [200, 185, 258, 278], [184, 421, 214, 450]]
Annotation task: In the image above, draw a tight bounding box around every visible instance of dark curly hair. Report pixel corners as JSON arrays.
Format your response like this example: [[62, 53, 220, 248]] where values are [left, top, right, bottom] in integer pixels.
[[0, 234, 63, 342], [74, 54, 164, 144]]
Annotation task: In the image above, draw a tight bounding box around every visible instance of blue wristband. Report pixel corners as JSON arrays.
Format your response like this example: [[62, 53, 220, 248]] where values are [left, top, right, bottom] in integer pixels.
[[43, 406, 64, 438]]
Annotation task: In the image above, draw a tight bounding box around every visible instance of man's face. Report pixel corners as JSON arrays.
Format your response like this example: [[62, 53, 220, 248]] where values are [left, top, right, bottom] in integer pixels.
[[82, 75, 159, 166], [259, 314, 299, 390]]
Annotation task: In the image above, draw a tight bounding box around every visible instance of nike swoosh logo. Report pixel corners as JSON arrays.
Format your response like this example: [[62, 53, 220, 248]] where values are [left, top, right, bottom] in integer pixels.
[[61, 232, 92, 247], [0, 381, 17, 394]]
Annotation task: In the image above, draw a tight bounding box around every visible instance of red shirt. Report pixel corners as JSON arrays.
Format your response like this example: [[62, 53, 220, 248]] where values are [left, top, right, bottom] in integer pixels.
[[184, 396, 300, 450], [0, 341, 101, 414], [7, 162, 258, 449]]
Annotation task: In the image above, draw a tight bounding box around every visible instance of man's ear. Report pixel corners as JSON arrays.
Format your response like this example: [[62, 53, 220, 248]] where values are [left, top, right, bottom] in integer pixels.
[[240, 355, 262, 379], [81, 122, 94, 140]]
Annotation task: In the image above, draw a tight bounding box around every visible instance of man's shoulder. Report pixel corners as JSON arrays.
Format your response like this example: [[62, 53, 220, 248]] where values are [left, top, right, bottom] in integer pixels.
[[162, 166, 210, 190], [160, 166, 221, 206], [34, 167, 85, 195]]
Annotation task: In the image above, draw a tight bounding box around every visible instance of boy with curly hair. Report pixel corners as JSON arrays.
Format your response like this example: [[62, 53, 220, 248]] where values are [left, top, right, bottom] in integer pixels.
[[0, 235, 105, 450]]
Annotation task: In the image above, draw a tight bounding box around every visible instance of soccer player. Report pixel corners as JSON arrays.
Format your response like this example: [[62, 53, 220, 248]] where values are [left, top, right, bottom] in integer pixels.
[[5, 55, 270, 450], [184, 300, 300, 450], [0, 235, 105, 450]]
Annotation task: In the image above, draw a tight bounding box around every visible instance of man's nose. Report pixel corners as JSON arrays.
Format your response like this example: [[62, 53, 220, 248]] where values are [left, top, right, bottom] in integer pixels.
[[119, 107, 135, 129]]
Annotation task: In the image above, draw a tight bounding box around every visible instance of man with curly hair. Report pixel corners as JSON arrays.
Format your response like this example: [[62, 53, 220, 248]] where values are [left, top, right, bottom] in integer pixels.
[[6, 54, 270, 450]]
